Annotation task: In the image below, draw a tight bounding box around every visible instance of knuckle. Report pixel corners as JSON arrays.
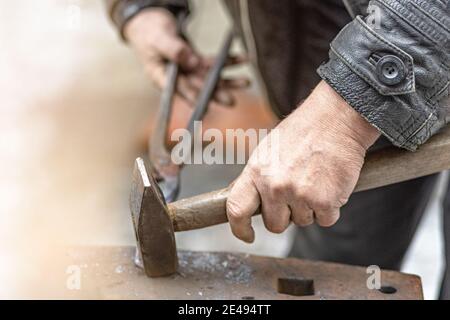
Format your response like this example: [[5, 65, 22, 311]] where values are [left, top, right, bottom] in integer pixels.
[[269, 178, 289, 196], [292, 213, 313, 227], [226, 198, 244, 221], [293, 187, 309, 200], [310, 197, 334, 211], [337, 196, 349, 207], [245, 161, 260, 175], [316, 212, 340, 227], [173, 44, 185, 57], [170, 48, 184, 62]]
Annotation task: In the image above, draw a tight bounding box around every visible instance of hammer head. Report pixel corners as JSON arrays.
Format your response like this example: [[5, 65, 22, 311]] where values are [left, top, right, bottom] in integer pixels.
[[129, 157, 177, 277]]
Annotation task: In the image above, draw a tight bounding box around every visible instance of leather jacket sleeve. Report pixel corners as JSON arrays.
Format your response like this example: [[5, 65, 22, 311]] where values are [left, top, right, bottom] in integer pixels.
[[104, 0, 189, 40], [318, 0, 449, 151]]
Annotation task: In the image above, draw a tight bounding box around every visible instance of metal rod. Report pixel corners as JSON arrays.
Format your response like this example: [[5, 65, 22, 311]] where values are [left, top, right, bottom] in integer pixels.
[[186, 30, 234, 137]]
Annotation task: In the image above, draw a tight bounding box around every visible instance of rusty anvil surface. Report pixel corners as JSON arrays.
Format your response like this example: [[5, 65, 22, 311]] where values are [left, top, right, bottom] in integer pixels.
[[65, 247, 422, 300]]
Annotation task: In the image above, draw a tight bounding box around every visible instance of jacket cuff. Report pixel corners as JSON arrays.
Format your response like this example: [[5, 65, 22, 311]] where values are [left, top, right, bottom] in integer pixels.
[[318, 53, 437, 151], [109, 0, 189, 41], [317, 13, 441, 151]]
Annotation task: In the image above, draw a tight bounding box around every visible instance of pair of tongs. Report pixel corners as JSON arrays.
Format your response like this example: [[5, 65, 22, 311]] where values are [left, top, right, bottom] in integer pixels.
[[149, 15, 234, 203]]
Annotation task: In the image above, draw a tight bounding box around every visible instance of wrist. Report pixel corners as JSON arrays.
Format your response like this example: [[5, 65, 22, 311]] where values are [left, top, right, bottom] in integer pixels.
[[308, 81, 381, 151]]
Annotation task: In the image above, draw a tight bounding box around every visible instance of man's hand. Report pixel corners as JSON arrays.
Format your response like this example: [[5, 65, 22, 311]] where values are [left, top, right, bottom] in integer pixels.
[[124, 8, 249, 106], [226, 81, 381, 243]]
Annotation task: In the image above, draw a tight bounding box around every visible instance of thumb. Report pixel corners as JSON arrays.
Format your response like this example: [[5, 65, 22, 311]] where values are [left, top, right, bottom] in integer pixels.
[[226, 173, 260, 243]]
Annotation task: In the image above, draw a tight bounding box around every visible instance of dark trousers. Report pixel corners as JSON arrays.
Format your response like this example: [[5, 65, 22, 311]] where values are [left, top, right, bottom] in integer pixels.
[[289, 174, 450, 299]]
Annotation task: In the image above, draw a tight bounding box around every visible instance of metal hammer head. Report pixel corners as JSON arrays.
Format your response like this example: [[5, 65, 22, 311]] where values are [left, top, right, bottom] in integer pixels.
[[129, 157, 177, 277]]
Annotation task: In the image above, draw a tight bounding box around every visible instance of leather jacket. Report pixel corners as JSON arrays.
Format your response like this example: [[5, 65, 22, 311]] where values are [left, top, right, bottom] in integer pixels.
[[105, 0, 449, 151]]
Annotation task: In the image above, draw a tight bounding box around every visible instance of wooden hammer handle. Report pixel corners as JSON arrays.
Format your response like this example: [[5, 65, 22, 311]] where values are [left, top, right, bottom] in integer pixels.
[[168, 126, 450, 232], [169, 187, 232, 232]]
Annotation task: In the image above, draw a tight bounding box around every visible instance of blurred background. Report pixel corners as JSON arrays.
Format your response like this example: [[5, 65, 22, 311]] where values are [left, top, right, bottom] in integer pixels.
[[0, 0, 445, 299]]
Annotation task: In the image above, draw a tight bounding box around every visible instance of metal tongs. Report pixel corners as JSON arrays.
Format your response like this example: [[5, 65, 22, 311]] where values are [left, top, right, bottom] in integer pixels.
[[149, 14, 234, 203]]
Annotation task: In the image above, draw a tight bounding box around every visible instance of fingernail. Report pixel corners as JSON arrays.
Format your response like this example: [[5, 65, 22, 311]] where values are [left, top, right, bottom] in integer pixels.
[[243, 231, 255, 244], [244, 236, 255, 244]]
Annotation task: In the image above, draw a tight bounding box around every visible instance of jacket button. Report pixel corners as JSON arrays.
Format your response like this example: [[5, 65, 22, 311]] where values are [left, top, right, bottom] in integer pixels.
[[376, 55, 407, 86]]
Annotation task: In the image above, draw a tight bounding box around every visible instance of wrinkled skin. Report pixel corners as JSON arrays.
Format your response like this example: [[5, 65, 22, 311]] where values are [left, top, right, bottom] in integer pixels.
[[226, 81, 380, 243], [124, 8, 249, 107]]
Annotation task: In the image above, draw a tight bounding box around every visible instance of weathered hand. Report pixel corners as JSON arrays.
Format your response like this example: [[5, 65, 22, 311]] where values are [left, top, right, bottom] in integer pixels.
[[226, 81, 380, 243], [124, 8, 249, 106]]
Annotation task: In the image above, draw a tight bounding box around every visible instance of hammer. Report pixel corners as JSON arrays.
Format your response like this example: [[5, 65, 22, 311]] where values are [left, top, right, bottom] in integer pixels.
[[130, 126, 450, 277]]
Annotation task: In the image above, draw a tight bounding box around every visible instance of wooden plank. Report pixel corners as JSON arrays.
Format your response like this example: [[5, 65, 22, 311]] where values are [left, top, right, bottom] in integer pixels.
[[356, 126, 450, 192]]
